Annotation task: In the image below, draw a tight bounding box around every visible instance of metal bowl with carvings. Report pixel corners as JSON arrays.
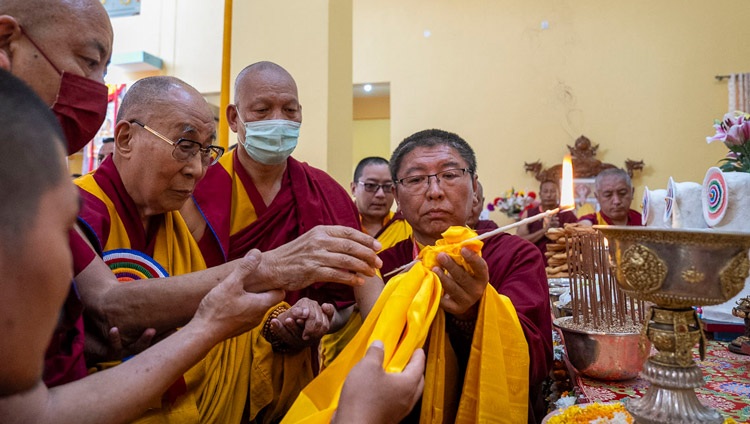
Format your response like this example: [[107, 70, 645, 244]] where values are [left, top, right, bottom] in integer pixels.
[[553, 317, 649, 381], [595, 226, 750, 308]]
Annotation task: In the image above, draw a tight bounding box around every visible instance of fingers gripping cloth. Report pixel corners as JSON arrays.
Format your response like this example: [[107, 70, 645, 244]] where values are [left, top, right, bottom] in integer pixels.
[[282, 226, 529, 424]]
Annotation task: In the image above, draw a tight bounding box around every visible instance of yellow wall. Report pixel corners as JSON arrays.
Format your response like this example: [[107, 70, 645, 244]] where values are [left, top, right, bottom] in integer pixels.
[[354, 96, 390, 119], [353, 96, 390, 175], [353, 119, 391, 173], [352, 0, 750, 214]]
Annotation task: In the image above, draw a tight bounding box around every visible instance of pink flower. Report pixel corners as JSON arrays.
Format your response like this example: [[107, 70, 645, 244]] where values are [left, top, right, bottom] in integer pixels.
[[706, 111, 750, 145], [724, 120, 750, 147]]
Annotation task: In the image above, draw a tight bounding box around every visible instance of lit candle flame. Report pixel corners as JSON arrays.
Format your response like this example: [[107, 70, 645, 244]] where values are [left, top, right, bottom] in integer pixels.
[[560, 154, 574, 209]]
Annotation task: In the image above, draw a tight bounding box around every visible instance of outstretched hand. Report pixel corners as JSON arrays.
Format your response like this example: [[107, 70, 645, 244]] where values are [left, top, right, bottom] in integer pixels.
[[270, 298, 335, 351], [255, 225, 383, 292], [192, 249, 285, 342], [333, 340, 425, 424]]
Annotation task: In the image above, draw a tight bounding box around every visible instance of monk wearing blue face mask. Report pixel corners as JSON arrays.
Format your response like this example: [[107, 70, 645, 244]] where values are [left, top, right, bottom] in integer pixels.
[[183, 61, 385, 423]]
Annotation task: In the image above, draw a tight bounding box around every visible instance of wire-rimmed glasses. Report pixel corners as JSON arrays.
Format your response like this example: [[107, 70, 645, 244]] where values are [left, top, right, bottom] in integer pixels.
[[130, 120, 224, 166], [394, 168, 472, 194]]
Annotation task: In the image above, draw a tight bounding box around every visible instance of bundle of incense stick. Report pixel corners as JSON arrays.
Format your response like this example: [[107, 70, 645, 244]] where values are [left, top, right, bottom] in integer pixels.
[[567, 226, 645, 331]]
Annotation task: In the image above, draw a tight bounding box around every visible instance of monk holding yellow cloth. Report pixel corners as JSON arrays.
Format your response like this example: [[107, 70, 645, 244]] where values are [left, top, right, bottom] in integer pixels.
[[285, 225, 531, 423], [380, 130, 552, 423]]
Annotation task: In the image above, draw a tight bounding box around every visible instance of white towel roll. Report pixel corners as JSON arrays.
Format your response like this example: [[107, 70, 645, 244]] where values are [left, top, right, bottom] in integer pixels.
[[641, 187, 669, 228], [702, 167, 750, 231], [667, 177, 708, 229]]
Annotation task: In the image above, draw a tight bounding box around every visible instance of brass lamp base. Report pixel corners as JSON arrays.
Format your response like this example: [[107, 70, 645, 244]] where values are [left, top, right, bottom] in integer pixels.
[[624, 307, 723, 424], [626, 361, 723, 424]]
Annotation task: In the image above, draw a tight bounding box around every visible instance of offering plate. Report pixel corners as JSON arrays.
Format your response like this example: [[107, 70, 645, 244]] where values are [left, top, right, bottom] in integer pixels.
[[596, 226, 750, 424]]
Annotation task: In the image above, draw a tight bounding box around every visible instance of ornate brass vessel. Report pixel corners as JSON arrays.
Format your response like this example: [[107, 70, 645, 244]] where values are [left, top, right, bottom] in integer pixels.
[[596, 226, 750, 424]]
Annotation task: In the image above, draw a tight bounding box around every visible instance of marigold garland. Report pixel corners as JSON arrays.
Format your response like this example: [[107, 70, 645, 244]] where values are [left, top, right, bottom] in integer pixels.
[[546, 402, 738, 424]]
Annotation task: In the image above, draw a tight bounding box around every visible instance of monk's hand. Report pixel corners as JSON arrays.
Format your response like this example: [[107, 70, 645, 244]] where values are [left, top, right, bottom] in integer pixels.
[[193, 250, 285, 342], [332, 340, 425, 424], [269, 298, 334, 351], [106, 326, 157, 359], [257, 225, 383, 291], [84, 326, 158, 363], [433, 247, 489, 319]]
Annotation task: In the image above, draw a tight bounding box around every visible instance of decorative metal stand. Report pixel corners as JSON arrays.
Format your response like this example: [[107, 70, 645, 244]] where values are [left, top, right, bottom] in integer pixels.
[[597, 226, 750, 424], [729, 297, 750, 355]]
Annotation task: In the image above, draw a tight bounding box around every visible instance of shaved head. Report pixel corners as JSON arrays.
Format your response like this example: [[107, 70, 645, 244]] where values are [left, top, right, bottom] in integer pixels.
[[0, 0, 110, 40], [234, 61, 297, 98]]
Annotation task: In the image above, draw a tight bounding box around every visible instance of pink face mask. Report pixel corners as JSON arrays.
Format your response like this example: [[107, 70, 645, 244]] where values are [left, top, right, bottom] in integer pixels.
[[21, 27, 108, 155]]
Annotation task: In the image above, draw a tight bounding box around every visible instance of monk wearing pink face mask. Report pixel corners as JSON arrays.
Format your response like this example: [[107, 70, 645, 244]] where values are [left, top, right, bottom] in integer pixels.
[[0, 0, 111, 155]]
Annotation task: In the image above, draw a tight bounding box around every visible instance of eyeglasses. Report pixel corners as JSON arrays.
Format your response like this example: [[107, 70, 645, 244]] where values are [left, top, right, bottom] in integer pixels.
[[129, 120, 224, 167], [395, 168, 472, 194], [357, 181, 394, 193]]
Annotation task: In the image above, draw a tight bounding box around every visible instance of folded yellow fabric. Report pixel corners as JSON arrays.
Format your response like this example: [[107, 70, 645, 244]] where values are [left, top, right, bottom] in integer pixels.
[[282, 226, 529, 423]]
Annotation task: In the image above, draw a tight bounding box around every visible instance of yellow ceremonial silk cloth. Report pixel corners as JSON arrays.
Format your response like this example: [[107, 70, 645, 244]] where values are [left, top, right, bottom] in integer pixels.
[[283, 227, 529, 423], [434, 286, 529, 423], [75, 176, 254, 424]]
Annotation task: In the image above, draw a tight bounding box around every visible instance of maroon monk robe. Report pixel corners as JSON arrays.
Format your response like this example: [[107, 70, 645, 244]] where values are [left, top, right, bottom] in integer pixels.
[[474, 219, 499, 231], [43, 230, 96, 387], [379, 232, 553, 424], [579, 209, 643, 226], [192, 151, 359, 309]]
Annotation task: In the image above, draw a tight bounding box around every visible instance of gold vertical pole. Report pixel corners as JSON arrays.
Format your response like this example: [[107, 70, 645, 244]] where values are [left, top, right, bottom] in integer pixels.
[[218, 0, 233, 149]]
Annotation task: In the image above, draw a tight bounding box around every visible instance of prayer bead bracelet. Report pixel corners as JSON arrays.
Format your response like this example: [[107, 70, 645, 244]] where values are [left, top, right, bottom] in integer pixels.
[[261, 305, 294, 353], [446, 314, 476, 339]]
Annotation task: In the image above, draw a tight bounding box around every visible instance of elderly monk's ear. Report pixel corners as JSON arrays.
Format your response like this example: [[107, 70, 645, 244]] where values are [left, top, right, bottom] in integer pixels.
[[0, 16, 22, 71], [226, 103, 240, 133], [350, 181, 358, 197], [113, 120, 135, 159]]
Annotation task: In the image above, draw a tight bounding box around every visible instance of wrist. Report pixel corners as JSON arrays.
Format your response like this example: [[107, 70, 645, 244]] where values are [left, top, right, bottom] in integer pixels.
[[446, 311, 477, 340], [261, 303, 294, 353]]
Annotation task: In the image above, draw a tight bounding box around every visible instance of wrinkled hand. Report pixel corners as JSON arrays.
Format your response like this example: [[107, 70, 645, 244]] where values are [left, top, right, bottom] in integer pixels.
[[255, 225, 383, 292], [433, 247, 489, 320], [270, 298, 334, 351], [192, 250, 285, 342], [85, 326, 158, 363], [333, 340, 425, 424]]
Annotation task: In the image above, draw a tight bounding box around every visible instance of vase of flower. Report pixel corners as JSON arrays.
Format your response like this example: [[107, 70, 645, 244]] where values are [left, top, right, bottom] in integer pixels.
[[706, 110, 750, 173], [487, 188, 536, 221]]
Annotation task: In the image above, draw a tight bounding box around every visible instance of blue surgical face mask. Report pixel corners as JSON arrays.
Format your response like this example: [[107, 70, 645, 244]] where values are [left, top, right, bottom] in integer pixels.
[[236, 109, 300, 165]]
